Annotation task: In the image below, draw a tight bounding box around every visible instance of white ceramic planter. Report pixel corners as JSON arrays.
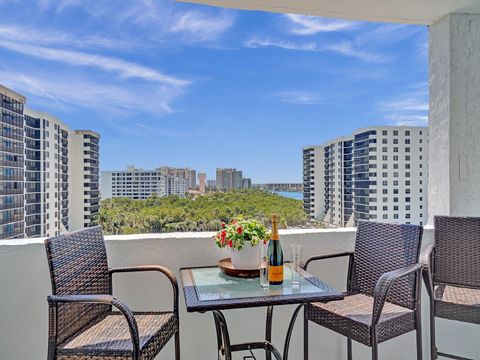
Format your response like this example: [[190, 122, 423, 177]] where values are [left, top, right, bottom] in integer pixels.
[[230, 243, 260, 269]]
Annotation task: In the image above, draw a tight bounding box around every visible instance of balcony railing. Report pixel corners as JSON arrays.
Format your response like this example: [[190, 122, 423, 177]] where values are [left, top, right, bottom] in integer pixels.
[[0, 227, 478, 359]]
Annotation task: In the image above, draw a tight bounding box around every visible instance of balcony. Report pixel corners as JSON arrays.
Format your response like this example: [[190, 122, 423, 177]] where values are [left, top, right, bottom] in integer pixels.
[[0, 227, 478, 359]]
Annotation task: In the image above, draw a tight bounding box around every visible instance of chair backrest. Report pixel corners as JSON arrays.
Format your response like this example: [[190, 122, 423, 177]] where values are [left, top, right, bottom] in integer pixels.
[[350, 221, 423, 309], [434, 216, 480, 288], [44, 226, 110, 344]]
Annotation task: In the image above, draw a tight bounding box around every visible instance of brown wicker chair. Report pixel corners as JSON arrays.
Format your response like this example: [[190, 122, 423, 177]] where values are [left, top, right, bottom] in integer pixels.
[[44, 226, 180, 360], [422, 216, 480, 360], [303, 221, 424, 360]]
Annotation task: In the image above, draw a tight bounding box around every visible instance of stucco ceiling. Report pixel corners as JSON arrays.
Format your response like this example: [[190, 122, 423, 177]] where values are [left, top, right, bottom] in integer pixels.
[[176, 0, 480, 25]]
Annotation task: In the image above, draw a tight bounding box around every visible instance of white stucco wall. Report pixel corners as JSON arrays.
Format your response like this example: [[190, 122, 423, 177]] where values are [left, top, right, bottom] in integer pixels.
[[0, 228, 479, 360], [428, 13, 480, 223]]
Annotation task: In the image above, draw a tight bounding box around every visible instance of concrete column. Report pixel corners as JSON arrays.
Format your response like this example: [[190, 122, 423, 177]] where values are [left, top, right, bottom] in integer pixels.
[[428, 13, 480, 224]]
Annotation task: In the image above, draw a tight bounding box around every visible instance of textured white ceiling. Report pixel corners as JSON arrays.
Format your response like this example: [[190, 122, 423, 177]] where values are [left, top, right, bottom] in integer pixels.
[[177, 0, 480, 25]]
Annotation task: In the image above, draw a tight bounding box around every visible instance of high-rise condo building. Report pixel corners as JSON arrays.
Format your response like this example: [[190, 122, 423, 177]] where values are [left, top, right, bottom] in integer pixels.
[[0, 84, 100, 239], [215, 168, 245, 190], [0, 86, 26, 239], [198, 173, 206, 194], [303, 126, 428, 227], [100, 166, 188, 200], [158, 166, 196, 189], [70, 130, 100, 230], [242, 178, 252, 189]]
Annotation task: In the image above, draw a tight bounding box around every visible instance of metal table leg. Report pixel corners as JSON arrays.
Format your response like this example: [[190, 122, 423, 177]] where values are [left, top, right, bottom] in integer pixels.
[[283, 304, 303, 360], [211, 305, 302, 360], [266, 306, 273, 360]]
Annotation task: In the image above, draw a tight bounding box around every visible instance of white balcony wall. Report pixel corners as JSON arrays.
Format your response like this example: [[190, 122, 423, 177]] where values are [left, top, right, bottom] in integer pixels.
[[1, 228, 479, 360]]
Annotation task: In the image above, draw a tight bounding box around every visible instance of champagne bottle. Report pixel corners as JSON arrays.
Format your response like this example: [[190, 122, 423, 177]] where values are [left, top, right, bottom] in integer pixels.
[[268, 214, 284, 285]]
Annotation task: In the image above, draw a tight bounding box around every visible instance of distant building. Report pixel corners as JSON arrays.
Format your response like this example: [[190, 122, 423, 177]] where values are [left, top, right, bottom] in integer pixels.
[[158, 166, 196, 189], [100, 166, 188, 200], [254, 183, 303, 192], [242, 178, 252, 189], [198, 173, 206, 194], [303, 126, 428, 227], [0, 84, 100, 239], [216, 168, 243, 190], [207, 180, 216, 188]]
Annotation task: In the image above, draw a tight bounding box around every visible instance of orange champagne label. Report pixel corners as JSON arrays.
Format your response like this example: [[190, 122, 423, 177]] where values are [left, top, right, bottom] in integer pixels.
[[269, 265, 283, 282]]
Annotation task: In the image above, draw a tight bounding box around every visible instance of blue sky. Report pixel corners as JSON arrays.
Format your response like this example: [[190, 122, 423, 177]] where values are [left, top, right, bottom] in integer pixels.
[[0, 0, 428, 183]]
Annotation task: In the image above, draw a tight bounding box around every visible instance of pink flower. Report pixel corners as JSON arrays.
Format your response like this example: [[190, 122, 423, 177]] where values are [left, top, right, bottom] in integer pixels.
[[228, 240, 233, 248], [221, 222, 226, 228], [237, 226, 243, 234]]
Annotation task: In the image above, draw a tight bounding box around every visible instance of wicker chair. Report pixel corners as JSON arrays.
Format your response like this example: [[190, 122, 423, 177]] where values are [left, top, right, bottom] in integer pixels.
[[44, 226, 180, 360], [303, 221, 424, 360], [422, 216, 480, 360]]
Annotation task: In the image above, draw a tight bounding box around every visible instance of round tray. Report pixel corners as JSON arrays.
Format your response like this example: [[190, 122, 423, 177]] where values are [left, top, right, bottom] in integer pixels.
[[218, 258, 259, 278]]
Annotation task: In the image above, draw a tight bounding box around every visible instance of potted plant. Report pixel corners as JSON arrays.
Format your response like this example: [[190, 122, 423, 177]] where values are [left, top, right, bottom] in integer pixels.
[[214, 218, 270, 269]]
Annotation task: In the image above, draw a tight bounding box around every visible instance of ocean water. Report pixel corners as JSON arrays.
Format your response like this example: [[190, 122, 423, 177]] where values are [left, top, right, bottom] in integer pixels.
[[274, 191, 303, 200]]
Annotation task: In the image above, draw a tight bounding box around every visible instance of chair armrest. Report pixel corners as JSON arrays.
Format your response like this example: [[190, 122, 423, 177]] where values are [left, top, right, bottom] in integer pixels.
[[301, 252, 354, 271], [109, 265, 179, 313], [47, 294, 140, 358], [420, 245, 434, 297], [372, 263, 422, 325]]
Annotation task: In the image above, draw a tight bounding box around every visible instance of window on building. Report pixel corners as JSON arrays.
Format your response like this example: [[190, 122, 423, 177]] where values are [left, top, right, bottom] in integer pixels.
[[405, 130, 410, 136], [394, 197, 398, 202], [394, 214, 399, 219], [382, 139, 388, 144], [393, 130, 398, 136], [382, 155, 388, 161], [383, 130, 388, 136], [393, 138, 398, 144], [383, 214, 388, 219], [406, 197, 411, 202]]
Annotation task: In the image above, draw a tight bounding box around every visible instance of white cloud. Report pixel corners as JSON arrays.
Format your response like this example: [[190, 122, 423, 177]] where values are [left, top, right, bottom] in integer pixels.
[[378, 98, 429, 112], [245, 37, 317, 51], [0, 40, 189, 87], [274, 91, 322, 105], [169, 10, 234, 42], [245, 37, 387, 62], [284, 14, 357, 35], [323, 41, 388, 62], [0, 70, 182, 116], [0, 24, 132, 50], [377, 86, 429, 126]]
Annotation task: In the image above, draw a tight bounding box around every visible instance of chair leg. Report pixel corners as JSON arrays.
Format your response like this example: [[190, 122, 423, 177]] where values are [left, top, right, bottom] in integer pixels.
[[304, 309, 309, 360], [371, 343, 378, 360], [347, 338, 353, 360], [430, 302, 437, 360], [175, 330, 180, 360], [416, 325, 423, 360]]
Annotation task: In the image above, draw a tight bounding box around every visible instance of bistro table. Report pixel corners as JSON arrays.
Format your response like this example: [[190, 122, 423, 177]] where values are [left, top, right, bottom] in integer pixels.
[[180, 263, 343, 360]]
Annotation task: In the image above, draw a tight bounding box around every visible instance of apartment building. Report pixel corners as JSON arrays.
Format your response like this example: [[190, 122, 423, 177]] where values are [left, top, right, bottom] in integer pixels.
[[158, 166, 196, 189], [302, 146, 325, 220], [0, 86, 25, 239], [303, 126, 428, 227], [215, 168, 252, 191], [0, 85, 100, 239], [70, 130, 100, 230], [100, 166, 188, 200]]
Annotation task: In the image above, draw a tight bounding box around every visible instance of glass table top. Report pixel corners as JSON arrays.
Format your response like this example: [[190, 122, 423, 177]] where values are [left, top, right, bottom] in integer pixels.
[[190, 266, 327, 301]]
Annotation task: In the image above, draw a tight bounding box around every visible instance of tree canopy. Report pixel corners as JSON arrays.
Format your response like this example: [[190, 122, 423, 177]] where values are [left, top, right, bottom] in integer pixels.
[[97, 189, 308, 234]]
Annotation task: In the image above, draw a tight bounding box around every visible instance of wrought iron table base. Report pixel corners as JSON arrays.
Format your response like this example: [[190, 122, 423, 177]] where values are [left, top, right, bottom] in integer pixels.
[[212, 304, 303, 360]]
